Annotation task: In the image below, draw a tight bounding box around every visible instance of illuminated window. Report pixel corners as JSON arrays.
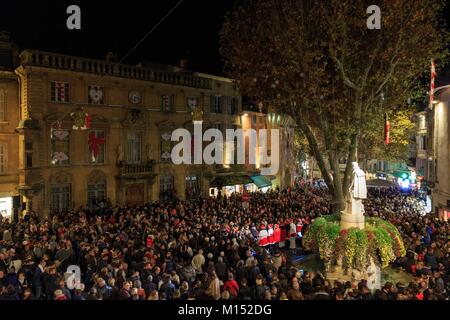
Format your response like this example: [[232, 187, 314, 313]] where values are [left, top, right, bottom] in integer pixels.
[[161, 94, 174, 112], [51, 129, 70, 165], [89, 130, 105, 164], [88, 85, 104, 105], [160, 132, 172, 162], [50, 81, 70, 103]]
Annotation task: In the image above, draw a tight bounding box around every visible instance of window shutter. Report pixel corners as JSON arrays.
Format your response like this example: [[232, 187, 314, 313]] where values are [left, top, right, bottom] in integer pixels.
[[210, 95, 214, 113], [51, 82, 56, 102], [127, 137, 133, 163], [65, 83, 70, 102]]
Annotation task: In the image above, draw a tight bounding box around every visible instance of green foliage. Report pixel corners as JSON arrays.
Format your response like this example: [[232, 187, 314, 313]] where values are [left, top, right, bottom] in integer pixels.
[[303, 216, 405, 270], [220, 0, 450, 207], [359, 107, 416, 163]]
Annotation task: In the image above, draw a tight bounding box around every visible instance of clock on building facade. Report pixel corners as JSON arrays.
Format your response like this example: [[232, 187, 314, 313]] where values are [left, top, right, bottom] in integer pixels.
[[128, 90, 142, 104]]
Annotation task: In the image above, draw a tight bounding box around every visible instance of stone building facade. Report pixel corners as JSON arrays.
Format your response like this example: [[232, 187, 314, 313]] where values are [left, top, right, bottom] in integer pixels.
[[0, 34, 251, 217], [427, 92, 450, 220], [0, 34, 297, 218]]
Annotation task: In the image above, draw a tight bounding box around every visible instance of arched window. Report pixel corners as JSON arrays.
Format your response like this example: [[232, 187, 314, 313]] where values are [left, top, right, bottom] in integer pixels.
[[50, 172, 72, 212], [87, 170, 107, 208]]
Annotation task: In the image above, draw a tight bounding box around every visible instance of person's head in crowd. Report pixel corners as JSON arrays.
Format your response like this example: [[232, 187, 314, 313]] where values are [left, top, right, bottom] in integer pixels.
[[148, 290, 159, 300], [0, 186, 446, 301]]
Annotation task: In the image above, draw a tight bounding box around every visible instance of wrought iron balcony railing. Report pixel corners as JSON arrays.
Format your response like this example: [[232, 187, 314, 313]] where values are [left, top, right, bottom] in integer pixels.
[[118, 161, 154, 177]]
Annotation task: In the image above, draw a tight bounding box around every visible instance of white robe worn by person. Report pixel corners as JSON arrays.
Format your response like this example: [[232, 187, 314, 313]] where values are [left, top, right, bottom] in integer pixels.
[[289, 237, 296, 250], [289, 223, 297, 249], [258, 229, 269, 247], [267, 226, 274, 245]]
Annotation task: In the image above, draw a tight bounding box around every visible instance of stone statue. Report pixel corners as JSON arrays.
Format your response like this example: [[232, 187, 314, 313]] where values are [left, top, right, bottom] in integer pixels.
[[117, 144, 124, 164], [352, 162, 367, 200], [341, 162, 367, 230]]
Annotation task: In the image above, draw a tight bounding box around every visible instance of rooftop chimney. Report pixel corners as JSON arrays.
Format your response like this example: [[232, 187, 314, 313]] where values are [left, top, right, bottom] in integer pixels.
[[106, 51, 118, 62]]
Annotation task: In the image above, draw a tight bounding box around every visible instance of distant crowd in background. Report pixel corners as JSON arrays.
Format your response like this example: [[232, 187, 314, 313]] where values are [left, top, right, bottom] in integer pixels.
[[0, 180, 448, 300]]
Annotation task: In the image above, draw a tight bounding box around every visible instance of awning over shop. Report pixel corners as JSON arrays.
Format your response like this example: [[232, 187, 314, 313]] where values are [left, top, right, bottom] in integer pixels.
[[250, 175, 272, 188], [210, 175, 252, 188]]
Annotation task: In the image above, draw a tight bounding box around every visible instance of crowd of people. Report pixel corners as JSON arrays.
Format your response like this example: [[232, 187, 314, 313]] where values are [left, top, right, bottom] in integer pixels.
[[0, 183, 448, 300]]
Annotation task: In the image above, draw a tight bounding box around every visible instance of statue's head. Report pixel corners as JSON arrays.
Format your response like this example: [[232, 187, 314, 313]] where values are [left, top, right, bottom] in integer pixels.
[[352, 162, 359, 169]]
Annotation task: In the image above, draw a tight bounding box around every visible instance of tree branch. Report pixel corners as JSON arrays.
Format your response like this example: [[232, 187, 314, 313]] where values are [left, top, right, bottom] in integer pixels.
[[331, 51, 359, 90]]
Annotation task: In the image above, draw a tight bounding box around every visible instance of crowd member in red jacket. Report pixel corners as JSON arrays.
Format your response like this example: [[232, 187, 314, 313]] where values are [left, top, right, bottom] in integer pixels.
[[273, 224, 281, 247], [222, 273, 239, 298]]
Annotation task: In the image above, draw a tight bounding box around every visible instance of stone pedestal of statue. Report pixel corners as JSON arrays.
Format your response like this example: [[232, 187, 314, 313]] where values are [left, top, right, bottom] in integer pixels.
[[340, 196, 365, 230], [326, 257, 381, 290]]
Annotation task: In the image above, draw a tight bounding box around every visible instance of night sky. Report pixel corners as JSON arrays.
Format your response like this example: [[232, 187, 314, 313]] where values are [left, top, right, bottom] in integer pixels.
[[2, 0, 450, 81], [0, 0, 237, 75]]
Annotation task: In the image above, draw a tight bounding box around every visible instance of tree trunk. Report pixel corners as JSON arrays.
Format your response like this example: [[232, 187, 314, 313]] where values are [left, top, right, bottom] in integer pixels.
[[331, 188, 345, 213], [330, 155, 345, 214]]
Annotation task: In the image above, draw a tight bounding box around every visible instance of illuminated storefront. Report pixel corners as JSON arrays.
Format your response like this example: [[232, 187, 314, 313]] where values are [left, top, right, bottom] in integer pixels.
[[209, 174, 273, 197], [0, 196, 12, 219]]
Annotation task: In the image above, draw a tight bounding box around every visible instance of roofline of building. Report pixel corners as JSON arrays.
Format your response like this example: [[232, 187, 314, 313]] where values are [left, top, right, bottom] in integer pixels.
[[192, 72, 234, 83], [18, 49, 234, 84]]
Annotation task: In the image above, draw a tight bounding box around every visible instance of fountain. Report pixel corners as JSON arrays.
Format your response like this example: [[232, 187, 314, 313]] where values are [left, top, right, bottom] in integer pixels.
[[303, 162, 406, 290]]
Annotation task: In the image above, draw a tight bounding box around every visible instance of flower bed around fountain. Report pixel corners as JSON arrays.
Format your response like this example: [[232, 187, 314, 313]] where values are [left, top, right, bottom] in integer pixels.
[[303, 215, 406, 270]]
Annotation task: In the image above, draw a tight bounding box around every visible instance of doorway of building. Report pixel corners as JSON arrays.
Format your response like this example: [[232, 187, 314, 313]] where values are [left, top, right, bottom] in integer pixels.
[[125, 183, 144, 206]]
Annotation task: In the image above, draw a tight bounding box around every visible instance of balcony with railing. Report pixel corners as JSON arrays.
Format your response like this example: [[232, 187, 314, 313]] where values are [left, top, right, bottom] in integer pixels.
[[118, 161, 155, 179], [19, 50, 212, 89]]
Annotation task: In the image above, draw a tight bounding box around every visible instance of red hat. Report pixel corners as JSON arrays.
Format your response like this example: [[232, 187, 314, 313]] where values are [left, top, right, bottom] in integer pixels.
[[268, 224, 273, 228], [260, 224, 266, 229], [275, 224, 279, 228]]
